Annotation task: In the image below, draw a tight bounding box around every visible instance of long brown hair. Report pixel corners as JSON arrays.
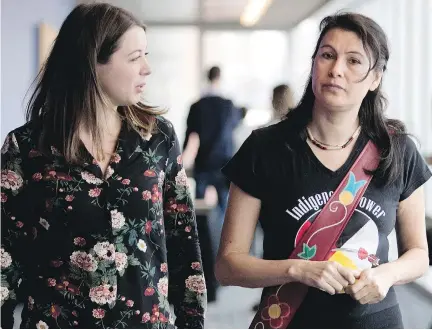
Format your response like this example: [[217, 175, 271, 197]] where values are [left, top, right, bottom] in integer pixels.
[[26, 3, 165, 163], [284, 12, 406, 185]]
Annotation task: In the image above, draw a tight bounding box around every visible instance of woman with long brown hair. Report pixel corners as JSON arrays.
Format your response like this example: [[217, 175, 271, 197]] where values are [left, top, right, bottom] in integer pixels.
[[1, 3, 206, 329]]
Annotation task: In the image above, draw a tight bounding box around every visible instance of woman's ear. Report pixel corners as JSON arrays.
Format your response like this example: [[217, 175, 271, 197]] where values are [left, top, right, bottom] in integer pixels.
[[369, 70, 383, 91]]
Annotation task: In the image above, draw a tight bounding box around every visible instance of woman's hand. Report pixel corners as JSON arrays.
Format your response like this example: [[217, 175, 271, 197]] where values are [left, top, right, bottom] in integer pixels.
[[291, 261, 361, 295], [345, 266, 394, 304]]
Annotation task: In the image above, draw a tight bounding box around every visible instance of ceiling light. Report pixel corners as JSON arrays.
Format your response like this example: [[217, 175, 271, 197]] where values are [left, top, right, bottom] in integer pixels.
[[240, 0, 273, 27]]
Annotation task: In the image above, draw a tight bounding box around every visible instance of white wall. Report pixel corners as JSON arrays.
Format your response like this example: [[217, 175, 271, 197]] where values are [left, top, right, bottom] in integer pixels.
[[143, 26, 200, 145], [1, 0, 76, 141]]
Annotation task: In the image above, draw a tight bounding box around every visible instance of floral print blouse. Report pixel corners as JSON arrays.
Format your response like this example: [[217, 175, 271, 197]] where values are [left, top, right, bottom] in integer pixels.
[[0, 117, 206, 329]]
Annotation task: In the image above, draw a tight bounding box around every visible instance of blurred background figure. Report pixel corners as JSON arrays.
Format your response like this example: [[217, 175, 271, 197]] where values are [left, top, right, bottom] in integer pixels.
[[183, 65, 240, 226], [267, 83, 294, 126], [182, 65, 241, 303], [2, 0, 431, 328]]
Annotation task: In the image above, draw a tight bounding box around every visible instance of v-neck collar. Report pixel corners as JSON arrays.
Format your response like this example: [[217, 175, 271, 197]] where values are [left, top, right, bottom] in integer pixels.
[[78, 120, 143, 179], [302, 128, 368, 178]]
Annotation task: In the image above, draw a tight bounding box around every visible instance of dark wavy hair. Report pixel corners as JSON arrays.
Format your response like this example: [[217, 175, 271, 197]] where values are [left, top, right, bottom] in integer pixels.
[[26, 3, 164, 163], [284, 12, 406, 185]]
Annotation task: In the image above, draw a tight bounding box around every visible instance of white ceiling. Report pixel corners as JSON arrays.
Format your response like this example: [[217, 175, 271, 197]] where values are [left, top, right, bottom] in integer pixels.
[[79, 0, 331, 30]]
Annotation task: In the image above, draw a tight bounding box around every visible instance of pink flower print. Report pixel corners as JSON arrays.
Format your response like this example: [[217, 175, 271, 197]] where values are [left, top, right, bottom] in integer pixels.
[[16, 221, 24, 228], [65, 195, 75, 202], [0, 192, 7, 203], [81, 171, 103, 185], [73, 237, 86, 247], [32, 173, 43, 181], [70, 251, 98, 272], [142, 190, 151, 201], [89, 284, 117, 305], [151, 193, 159, 203], [175, 168, 188, 187], [115, 252, 128, 272], [1, 170, 23, 190], [121, 179, 130, 185], [157, 277, 168, 297], [89, 188, 102, 197], [191, 262, 201, 270], [1, 248, 12, 269], [185, 275, 206, 294], [177, 155, 182, 165], [126, 300, 134, 307], [160, 263, 168, 273], [93, 242, 115, 261], [144, 287, 155, 296], [159, 313, 168, 323], [142, 312, 151, 323], [144, 170, 156, 177], [145, 221, 152, 234], [92, 308, 106, 319], [185, 226, 192, 233], [47, 278, 56, 287], [177, 204, 189, 213], [110, 209, 125, 229]]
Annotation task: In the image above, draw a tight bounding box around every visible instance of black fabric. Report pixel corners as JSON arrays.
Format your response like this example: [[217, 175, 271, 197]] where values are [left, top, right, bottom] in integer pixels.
[[288, 304, 403, 329], [222, 119, 432, 328], [184, 96, 240, 172]]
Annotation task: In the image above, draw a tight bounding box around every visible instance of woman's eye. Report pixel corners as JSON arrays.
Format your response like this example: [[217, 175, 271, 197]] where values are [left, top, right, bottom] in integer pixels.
[[349, 58, 361, 64], [321, 52, 334, 59]]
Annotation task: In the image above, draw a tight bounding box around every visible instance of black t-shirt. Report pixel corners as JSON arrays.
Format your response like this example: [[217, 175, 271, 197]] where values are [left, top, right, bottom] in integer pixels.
[[222, 120, 432, 328], [184, 96, 240, 172]]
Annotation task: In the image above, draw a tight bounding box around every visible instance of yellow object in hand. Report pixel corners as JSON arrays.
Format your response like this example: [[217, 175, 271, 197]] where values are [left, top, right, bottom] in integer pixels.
[[328, 251, 358, 293]]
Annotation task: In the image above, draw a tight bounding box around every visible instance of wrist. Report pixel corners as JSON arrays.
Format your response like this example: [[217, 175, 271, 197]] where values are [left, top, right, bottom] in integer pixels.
[[286, 259, 307, 283], [375, 262, 398, 286]]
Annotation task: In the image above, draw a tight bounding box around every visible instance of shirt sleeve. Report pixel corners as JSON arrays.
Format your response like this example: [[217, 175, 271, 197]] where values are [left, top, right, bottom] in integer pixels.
[[400, 135, 432, 201], [1, 133, 31, 329], [183, 105, 197, 150], [221, 131, 265, 199], [163, 125, 206, 329]]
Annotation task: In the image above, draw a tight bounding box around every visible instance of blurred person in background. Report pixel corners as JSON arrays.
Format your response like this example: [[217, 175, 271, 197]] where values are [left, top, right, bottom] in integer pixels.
[[1, 3, 206, 329], [216, 12, 430, 329], [266, 84, 295, 127], [183, 66, 241, 235]]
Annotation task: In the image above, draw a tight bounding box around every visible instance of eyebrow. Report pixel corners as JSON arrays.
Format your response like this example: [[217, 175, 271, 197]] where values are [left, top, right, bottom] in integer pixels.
[[320, 44, 365, 57], [128, 50, 142, 56]]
